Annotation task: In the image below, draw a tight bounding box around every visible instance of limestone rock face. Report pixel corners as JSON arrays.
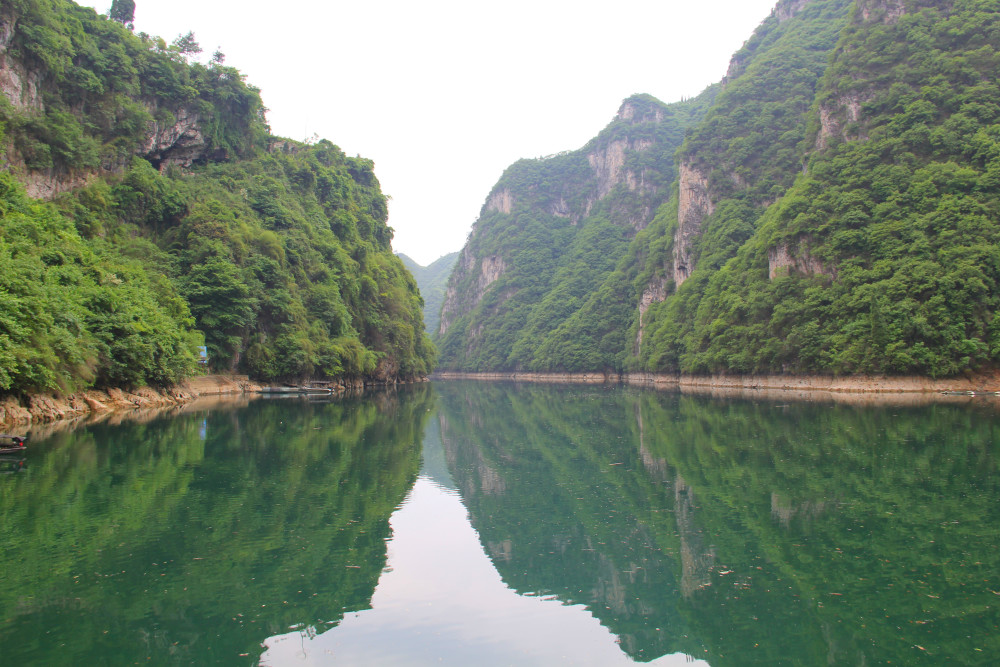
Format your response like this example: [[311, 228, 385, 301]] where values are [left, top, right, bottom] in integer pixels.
[[775, 0, 812, 21], [584, 99, 666, 229], [21, 170, 95, 200], [0, 7, 215, 197], [140, 107, 210, 169], [438, 251, 506, 336], [816, 92, 871, 149], [767, 238, 837, 280], [815, 0, 911, 150], [636, 275, 671, 352], [0, 14, 42, 112], [486, 188, 514, 214], [672, 161, 714, 287], [858, 0, 907, 23]]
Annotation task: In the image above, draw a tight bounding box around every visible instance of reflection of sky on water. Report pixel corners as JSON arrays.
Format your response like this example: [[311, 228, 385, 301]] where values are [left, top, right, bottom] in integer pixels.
[[260, 472, 707, 666]]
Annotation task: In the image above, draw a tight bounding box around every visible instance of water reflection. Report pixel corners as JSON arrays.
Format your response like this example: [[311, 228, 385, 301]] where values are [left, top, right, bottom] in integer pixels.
[[3, 381, 999, 665], [261, 412, 703, 666], [0, 388, 431, 665], [435, 382, 1000, 666]]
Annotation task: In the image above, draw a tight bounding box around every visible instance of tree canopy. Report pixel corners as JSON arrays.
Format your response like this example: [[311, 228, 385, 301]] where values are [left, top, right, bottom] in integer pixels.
[[0, 0, 434, 396], [438, 0, 1000, 380]]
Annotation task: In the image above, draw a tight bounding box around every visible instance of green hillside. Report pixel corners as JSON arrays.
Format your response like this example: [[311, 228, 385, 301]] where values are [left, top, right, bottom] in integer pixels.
[[436, 91, 716, 371], [398, 251, 459, 335], [439, 0, 1000, 380], [0, 0, 434, 396], [641, 0, 1000, 377]]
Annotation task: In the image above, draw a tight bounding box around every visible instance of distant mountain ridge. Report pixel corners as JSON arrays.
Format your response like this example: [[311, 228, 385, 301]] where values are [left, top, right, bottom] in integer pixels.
[[398, 252, 459, 335], [437, 0, 1000, 380]]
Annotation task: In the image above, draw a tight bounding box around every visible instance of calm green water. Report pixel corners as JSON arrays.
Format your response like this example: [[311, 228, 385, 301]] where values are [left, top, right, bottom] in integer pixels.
[[1, 382, 998, 665]]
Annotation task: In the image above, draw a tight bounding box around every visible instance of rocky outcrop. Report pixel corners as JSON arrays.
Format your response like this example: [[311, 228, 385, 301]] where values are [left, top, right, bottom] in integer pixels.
[[672, 161, 714, 287], [0, 11, 42, 112], [815, 0, 907, 149], [618, 99, 665, 124], [1, 5, 214, 190], [587, 136, 656, 201], [816, 91, 872, 149], [588, 138, 629, 200], [478, 255, 505, 293], [20, 169, 96, 200], [775, 0, 811, 21], [141, 107, 210, 169], [438, 251, 507, 336], [636, 274, 671, 352], [0, 375, 260, 430], [549, 195, 571, 218], [768, 237, 837, 280], [0, 386, 194, 430], [858, 0, 907, 23], [486, 188, 514, 214]]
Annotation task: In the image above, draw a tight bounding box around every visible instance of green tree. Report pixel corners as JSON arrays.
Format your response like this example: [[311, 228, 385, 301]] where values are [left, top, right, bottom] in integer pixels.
[[108, 0, 135, 29], [171, 31, 202, 59]]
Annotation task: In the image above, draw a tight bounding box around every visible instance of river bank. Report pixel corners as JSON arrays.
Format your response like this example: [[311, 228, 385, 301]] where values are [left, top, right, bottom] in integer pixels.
[[0, 374, 433, 430], [432, 370, 1000, 395], [0, 375, 258, 431]]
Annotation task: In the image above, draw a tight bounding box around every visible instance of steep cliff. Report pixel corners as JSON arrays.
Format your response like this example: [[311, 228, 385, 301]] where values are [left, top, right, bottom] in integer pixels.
[[441, 0, 1000, 380], [634, 0, 853, 360], [435, 92, 715, 371], [0, 0, 265, 197], [639, 0, 1000, 378], [0, 0, 434, 397]]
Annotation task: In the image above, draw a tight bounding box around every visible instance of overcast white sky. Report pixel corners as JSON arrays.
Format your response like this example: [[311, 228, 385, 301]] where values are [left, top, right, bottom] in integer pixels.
[[82, 0, 778, 265]]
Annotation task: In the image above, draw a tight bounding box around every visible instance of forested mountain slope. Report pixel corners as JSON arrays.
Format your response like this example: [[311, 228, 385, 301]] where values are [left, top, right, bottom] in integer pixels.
[[398, 252, 458, 335], [640, 0, 1000, 377], [439, 0, 1000, 380], [436, 91, 716, 371], [0, 0, 434, 396]]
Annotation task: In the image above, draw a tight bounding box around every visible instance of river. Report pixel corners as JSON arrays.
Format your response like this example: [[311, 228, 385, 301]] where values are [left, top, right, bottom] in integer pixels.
[[2, 382, 997, 665]]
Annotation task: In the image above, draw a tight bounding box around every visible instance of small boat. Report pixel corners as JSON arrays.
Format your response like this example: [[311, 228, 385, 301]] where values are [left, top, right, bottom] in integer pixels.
[[0, 434, 27, 454]]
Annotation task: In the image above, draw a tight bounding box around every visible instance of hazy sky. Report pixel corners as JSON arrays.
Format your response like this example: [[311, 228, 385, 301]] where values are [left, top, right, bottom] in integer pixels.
[[82, 0, 779, 265]]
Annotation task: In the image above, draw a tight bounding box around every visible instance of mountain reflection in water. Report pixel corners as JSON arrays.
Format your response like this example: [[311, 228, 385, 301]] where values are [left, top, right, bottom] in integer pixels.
[[3, 381, 998, 665], [261, 413, 704, 666]]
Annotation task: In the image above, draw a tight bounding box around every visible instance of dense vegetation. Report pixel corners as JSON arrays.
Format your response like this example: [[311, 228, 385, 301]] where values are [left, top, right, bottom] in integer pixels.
[[435, 92, 715, 371], [398, 251, 458, 335], [0, 0, 266, 173], [640, 0, 1000, 377], [440, 0, 1000, 380], [0, 0, 433, 396], [0, 171, 201, 392]]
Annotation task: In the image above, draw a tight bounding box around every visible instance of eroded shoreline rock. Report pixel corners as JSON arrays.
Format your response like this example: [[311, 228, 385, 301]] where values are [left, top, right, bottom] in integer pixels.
[[0, 375, 255, 430]]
